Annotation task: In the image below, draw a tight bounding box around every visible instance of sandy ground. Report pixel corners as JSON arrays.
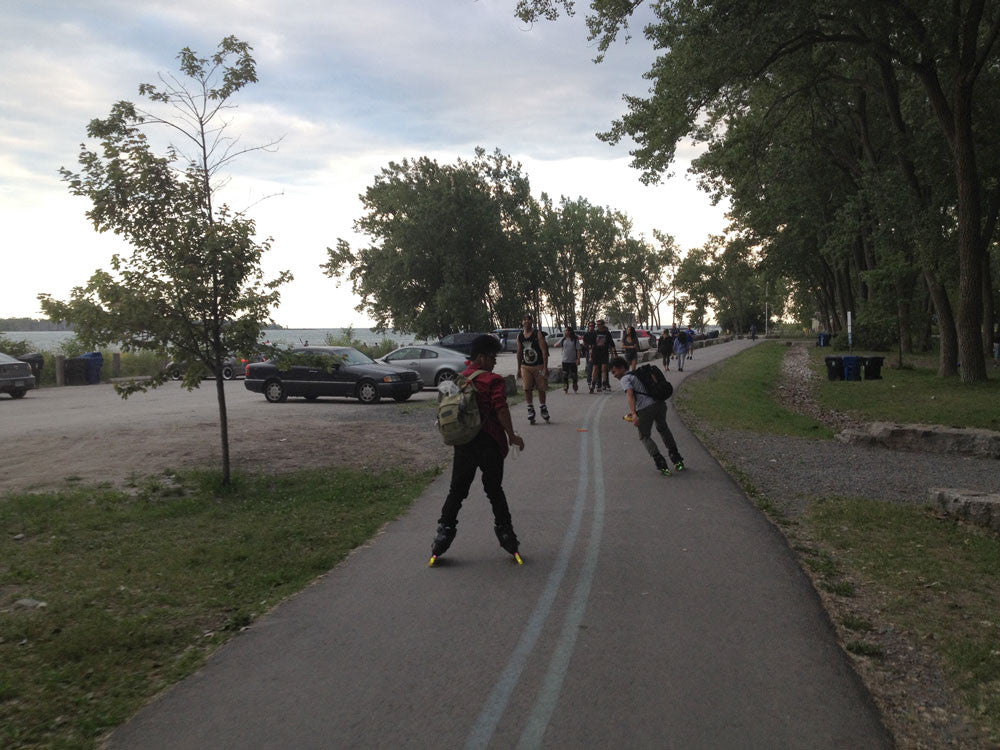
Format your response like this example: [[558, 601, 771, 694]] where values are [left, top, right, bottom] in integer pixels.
[[0, 376, 454, 494]]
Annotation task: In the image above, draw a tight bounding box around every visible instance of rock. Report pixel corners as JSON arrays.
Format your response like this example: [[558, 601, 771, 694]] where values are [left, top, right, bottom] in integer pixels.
[[14, 598, 47, 610], [503, 374, 517, 396], [13, 533, 25, 541], [839, 422, 1000, 460], [929, 488, 1000, 533]]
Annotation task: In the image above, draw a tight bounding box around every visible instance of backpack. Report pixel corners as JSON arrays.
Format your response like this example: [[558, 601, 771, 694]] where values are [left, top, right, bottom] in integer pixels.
[[633, 364, 673, 401], [436, 370, 485, 445]]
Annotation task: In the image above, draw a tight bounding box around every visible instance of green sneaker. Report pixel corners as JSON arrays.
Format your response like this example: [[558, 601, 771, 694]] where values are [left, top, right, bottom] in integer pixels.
[[659, 466, 672, 477], [674, 461, 685, 472]]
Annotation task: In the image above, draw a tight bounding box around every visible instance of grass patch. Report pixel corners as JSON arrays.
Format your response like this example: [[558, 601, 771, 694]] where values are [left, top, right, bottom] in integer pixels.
[[846, 640, 885, 658], [808, 347, 1000, 430], [806, 498, 1000, 739], [677, 342, 834, 438], [0, 465, 439, 749]]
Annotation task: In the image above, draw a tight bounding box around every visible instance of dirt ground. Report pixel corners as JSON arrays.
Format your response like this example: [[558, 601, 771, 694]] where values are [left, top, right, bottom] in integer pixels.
[[0, 381, 450, 494]]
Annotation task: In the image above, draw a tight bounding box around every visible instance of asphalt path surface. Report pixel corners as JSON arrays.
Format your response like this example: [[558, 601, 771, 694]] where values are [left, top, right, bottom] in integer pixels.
[[107, 340, 891, 749]]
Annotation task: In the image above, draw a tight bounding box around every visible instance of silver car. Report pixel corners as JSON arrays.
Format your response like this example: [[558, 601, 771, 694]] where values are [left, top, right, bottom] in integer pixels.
[[0, 352, 36, 399], [378, 345, 468, 387]]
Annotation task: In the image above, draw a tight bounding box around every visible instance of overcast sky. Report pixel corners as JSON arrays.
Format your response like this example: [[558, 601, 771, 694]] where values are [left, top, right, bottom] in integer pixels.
[[1, 0, 728, 328]]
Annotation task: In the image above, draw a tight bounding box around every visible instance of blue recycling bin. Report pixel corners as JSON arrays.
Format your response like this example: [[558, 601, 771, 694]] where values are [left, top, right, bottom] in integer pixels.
[[817, 332, 831, 347], [81, 352, 104, 384], [842, 355, 862, 381]]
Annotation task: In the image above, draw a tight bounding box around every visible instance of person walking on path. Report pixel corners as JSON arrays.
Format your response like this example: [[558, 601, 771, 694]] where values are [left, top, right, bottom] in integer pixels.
[[560, 325, 582, 393], [685, 327, 696, 359], [582, 320, 596, 389], [610, 355, 685, 476], [750, 323, 757, 341], [622, 325, 640, 371], [430, 334, 525, 564], [589, 319, 616, 392], [672, 328, 689, 372], [517, 313, 550, 424], [657, 329, 673, 370]]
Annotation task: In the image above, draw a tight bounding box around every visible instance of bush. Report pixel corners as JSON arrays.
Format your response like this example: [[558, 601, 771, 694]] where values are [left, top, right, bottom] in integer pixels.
[[0, 334, 33, 357], [323, 327, 398, 359], [832, 320, 895, 351]]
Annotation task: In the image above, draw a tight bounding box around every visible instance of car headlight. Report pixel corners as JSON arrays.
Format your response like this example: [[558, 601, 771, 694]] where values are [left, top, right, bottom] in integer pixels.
[[383, 375, 401, 383]]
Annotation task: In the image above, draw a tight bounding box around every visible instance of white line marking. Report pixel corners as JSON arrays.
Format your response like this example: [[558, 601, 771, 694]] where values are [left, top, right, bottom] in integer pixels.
[[463, 397, 602, 750]]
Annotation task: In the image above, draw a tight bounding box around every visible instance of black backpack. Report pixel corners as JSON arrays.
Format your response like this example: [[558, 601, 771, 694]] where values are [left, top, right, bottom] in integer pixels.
[[633, 364, 673, 401]]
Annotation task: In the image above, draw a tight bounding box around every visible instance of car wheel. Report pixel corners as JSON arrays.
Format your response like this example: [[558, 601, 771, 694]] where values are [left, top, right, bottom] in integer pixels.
[[222, 365, 235, 380], [356, 379, 380, 404], [435, 369, 457, 386], [264, 380, 287, 403], [304, 394, 319, 401], [170, 368, 182, 381], [393, 393, 411, 402], [9, 389, 26, 399]]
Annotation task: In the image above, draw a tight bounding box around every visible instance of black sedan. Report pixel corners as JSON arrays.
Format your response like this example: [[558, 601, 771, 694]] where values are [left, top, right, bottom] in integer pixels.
[[0, 352, 36, 399], [244, 346, 423, 404]]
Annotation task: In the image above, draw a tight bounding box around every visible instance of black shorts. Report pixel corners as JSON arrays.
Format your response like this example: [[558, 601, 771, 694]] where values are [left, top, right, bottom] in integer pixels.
[[624, 349, 638, 362]]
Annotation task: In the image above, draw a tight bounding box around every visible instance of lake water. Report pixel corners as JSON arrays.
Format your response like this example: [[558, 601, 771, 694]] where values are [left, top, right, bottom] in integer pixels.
[[1, 328, 431, 354]]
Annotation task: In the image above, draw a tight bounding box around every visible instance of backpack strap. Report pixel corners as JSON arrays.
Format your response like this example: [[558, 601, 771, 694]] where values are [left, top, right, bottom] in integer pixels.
[[466, 370, 486, 381]]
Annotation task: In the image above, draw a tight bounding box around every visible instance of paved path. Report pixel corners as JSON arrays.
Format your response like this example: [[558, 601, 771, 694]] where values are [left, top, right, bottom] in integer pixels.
[[108, 339, 891, 749]]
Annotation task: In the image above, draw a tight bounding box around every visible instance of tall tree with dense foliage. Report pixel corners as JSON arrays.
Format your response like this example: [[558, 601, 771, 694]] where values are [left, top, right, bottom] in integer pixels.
[[324, 149, 537, 337], [40, 37, 290, 485], [517, 0, 1000, 380]]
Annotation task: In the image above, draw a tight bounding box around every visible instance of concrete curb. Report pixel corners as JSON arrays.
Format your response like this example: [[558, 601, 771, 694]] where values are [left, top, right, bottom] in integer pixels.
[[837, 422, 1000, 460]]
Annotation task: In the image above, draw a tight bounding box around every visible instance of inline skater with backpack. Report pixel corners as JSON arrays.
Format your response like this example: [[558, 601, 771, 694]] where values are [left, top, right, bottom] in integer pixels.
[[430, 334, 525, 565], [611, 356, 685, 476]]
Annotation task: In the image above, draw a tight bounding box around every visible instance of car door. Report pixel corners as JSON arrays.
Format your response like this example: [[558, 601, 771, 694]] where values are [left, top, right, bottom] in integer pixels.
[[383, 347, 425, 380], [282, 350, 317, 397]]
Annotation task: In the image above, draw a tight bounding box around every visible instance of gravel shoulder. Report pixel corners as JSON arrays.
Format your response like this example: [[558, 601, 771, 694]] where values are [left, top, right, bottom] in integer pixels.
[[677, 342, 999, 749]]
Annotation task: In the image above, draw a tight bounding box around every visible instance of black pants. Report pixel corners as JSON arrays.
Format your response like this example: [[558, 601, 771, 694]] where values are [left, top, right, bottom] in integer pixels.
[[438, 430, 512, 527], [635, 400, 682, 465], [562, 362, 578, 388]]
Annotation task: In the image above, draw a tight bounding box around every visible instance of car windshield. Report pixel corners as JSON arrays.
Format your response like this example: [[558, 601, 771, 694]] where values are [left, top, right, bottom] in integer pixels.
[[337, 347, 375, 366]]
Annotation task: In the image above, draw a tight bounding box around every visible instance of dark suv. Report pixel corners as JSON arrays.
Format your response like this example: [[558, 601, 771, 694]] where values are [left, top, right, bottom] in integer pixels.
[[435, 332, 498, 356]]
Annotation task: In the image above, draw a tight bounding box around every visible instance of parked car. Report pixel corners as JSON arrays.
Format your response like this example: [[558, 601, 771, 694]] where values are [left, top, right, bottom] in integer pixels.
[[245, 346, 423, 404], [0, 352, 36, 399], [377, 345, 468, 387], [494, 328, 521, 353], [610, 329, 652, 352], [166, 354, 251, 381], [436, 332, 498, 356]]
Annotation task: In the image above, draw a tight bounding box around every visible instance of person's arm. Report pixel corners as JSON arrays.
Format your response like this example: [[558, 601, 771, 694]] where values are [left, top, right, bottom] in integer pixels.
[[538, 330, 549, 369], [493, 380, 525, 450], [625, 386, 639, 424], [516, 335, 523, 374]]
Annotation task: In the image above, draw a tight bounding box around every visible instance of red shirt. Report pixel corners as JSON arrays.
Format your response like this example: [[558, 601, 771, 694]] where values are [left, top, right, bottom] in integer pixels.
[[463, 364, 510, 457]]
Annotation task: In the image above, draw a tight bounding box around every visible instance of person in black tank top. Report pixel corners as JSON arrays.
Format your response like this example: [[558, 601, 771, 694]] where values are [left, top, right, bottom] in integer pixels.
[[516, 314, 550, 424]]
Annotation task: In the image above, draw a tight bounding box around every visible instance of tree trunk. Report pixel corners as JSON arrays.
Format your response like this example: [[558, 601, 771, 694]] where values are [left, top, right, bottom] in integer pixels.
[[982, 250, 994, 359], [216, 369, 231, 486], [924, 270, 959, 377]]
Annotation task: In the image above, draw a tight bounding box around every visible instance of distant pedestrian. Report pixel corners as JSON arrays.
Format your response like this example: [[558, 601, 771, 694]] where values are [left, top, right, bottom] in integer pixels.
[[589, 319, 616, 392], [430, 334, 525, 565], [685, 328, 695, 359], [517, 313, 550, 424], [622, 325, 640, 371], [582, 321, 596, 388], [749, 323, 757, 341], [673, 329, 689, 371], [657, 329, 673, 370], [560, 326, 581, 393], [610, 356, 685, 476]]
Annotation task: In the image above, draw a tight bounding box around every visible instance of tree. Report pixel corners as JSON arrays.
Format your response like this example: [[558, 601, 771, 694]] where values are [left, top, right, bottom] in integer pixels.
[[324, 149, 538, 337], [39, 37, 290, 486], [517, 0, 1000, 381]]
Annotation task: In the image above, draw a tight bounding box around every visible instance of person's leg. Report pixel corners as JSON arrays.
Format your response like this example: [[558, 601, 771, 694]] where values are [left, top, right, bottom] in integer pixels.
[[522, 365, 536, 422], [635, 405, 667, 470], [602, 363, 611, 390], [562, 363, 570, 393], [537, 367, 547, 405], [590, 362, 600, 392], [651, 400, 684, 467], [477, 436, 512, 527], [570, 363, 578, 391], [438, 443, 478, 526]]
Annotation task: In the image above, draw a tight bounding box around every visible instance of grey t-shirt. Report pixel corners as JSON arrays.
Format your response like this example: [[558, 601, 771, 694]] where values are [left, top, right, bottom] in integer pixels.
[[620, 372, 655, 411], [561, 337, 581, 364]]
